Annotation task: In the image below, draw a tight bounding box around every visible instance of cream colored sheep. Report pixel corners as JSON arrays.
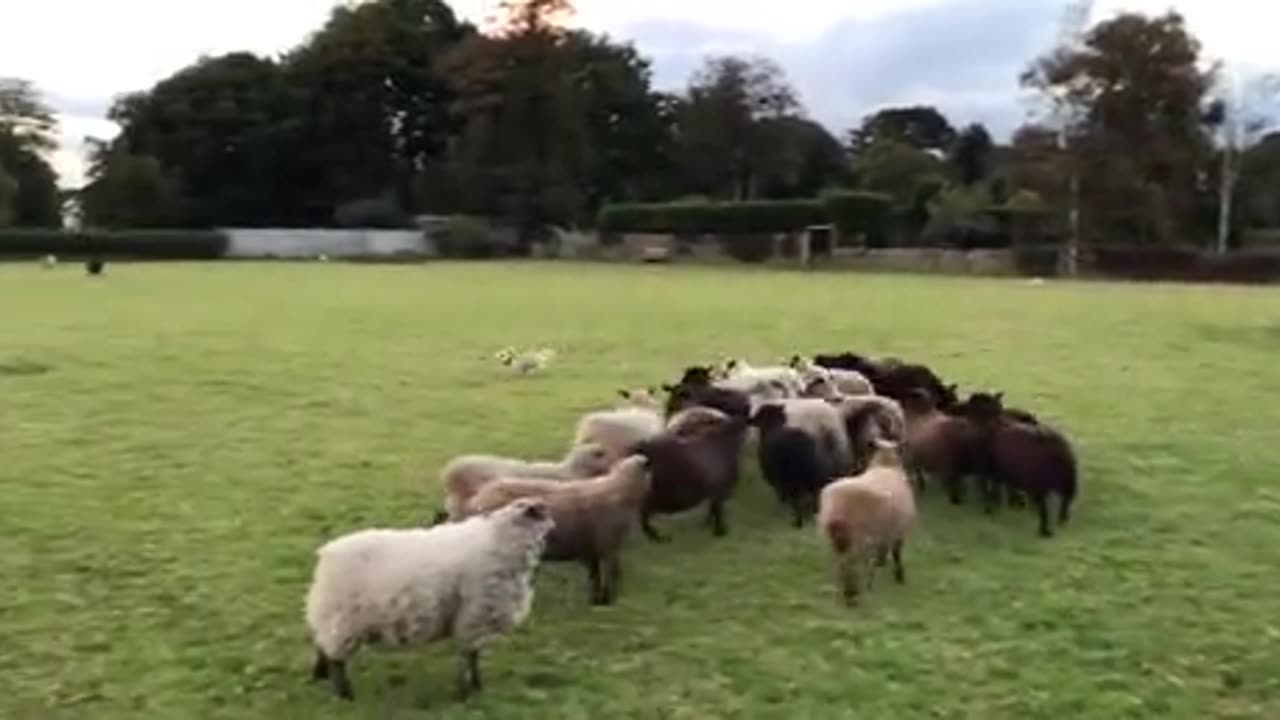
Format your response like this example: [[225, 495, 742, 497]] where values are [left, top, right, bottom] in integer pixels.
[[817, 439, 917, 606]]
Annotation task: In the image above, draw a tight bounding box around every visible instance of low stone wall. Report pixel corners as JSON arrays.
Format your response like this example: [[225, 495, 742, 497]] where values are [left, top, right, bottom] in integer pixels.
[[574, 232, 1027, 276], [222, 228, 434, 259]]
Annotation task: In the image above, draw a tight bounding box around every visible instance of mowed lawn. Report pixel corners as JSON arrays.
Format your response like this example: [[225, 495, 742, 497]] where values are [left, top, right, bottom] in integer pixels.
[[3, 261, 1279, 720]]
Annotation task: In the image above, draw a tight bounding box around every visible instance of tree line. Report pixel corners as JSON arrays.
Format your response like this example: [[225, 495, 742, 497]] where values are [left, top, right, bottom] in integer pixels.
[[1, 0, 1277, 250]]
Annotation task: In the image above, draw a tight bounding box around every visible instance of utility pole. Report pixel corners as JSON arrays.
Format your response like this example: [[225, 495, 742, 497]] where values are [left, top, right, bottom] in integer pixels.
[[1216, 73, 1279, 254]]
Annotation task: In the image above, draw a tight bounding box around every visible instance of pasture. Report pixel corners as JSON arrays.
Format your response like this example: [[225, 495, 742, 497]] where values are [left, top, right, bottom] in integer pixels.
[[3, 261, 1279, 719]]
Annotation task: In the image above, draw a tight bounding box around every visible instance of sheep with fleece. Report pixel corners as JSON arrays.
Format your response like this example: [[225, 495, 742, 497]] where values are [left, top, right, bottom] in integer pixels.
[[305, 497, 554, 702], [459, 455, 651, 606], [749, 403, 829, 528], [434, 443, 611, 524], [751, 397, 855, 478], [817, 439, 917, 606], [571, 390, 666, 465], [822, 393, 907, 469], [721, 358, 805, 397], [792, 356, 874, 397]]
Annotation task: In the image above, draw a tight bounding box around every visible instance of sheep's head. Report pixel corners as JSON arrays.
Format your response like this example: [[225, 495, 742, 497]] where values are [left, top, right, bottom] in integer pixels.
[[677, 366, 714, 386], [618, 387, 660, 409], [937, 383, 960, 410], [901, 388, 936, 417], [611, 454, 652, 494], [803, 375, 839, 400], [494, 347, 517, 366], [747, 403, 788, 432], [961, 391, 1005, 424], [869, 438, 904, 468], [566, 442, 612, 476], [494, 497, 555, 539]]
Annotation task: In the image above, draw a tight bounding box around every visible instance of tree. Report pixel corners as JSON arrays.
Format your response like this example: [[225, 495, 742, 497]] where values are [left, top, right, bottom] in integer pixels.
[[286, 0, 469, 218], [80, 140, 188, 228], [849, 106, 956, 155], [950, 123, 994, 186], [0, 78, 62, 227], [1023, 11, 1217, 245], [100, 53, 304, 227], [854, 139, 945, 207], [1210, 72, 1279, 251], [676, 55, 802, 200], [754, 116, 847, 198], [1239, 131, 1280, 230]]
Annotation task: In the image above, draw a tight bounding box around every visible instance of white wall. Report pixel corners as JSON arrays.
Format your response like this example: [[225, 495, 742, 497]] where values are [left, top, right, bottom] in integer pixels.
[[221, 228, 433, 258]]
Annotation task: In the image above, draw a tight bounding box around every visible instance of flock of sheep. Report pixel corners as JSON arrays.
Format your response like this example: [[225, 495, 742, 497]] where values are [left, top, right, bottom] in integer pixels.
[[304, 351, 1080, 704]]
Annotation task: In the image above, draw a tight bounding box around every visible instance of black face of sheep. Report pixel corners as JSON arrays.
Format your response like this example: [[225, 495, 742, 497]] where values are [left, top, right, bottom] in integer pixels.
[[677, 365, 715, 386], [661, 382, 750, 421]]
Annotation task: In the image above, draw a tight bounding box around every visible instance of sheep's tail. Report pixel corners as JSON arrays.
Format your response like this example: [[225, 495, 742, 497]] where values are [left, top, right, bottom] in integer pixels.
[[823, 517, 852, 554]]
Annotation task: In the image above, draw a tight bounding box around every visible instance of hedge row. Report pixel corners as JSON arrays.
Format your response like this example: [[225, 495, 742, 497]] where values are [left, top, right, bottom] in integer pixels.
[[0, 229, 229, 259], [1088, 246, 1280, 284], [598, 193, 894, 239]]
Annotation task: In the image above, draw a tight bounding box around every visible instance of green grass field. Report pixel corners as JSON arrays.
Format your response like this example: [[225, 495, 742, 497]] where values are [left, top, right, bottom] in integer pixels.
[[4, 261, 1280, 719]]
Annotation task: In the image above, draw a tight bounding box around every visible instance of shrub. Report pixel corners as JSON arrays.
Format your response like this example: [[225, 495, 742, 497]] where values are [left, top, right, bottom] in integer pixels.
[[1086, 246, 1280, 284], [821, 191, 892, 247], [717, 233, 775, 263], [0, 229, 228, 259], [435, 216, 514, 259]]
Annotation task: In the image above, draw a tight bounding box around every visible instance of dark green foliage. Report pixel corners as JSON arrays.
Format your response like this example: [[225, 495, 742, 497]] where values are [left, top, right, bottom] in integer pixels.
[[0, 229, 228, 258], [435, 215, 515, 258], [821, 191, 892, 245]]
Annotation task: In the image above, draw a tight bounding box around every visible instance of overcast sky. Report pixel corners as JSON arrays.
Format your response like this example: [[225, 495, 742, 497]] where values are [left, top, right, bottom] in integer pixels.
[[1, 0, 1276, 187]]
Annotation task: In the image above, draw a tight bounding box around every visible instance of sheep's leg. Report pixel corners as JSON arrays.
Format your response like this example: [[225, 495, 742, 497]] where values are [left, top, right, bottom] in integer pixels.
[[640, 510, 671, 543], [892, 541, 905, 584], [707, 500, 728, 537], [1058, 491, 1072, 526], [875, 545, 888, 568], [585, 557, 605, 606], [329, 658, 354, 701], [455, 649, 481, 701], [604, 555, 622, 605], [836, 555, 860, 607], [944, 470, 964, 505], [311, 649, 329, 681], [1034, 491, 1053, 538], [790, 497, 806, 528]]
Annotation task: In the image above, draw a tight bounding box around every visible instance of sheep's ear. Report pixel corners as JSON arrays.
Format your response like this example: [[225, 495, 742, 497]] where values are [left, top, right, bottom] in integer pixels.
[[618, 388, 630, 399], [661, 383, 676, 393], [995, 392, 1005, 402], [647, 385, 658, 395]]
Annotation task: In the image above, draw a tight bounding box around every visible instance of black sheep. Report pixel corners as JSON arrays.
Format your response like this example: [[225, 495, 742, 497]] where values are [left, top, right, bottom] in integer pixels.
[[749, 404, 828, 528]]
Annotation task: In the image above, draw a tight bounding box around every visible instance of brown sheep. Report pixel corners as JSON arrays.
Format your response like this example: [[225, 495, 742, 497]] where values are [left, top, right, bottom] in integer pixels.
[[460, 455, 652, 605], [901, 389, 985, 505]]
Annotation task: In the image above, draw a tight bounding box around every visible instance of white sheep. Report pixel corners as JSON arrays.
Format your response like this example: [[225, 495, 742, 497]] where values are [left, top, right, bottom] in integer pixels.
[[751, 397, 854, 477], [435, 443, 611, 523], [817, 439, 917, 606], [722, 358, 804, 397], [794, 360, 874, 398], [305, 497, 554, 702], [41, 254, 57, 269], [571, 397, 664, 465]]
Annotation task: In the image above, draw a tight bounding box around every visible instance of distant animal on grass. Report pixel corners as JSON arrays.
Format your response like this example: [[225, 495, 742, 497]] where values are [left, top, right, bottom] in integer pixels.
[[305, 498, 553, 702], [495, 347, 556, 375], [41, 254, 57, 269], [85, 257, 105, 276]]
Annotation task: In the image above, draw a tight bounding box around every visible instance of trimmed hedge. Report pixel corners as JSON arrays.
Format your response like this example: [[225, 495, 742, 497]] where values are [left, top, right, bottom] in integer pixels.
[[0, 229, 229, 259], [1088, 246, 1280, 284], [821, 191, 893, 246], [598, 200, 826, 235]]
